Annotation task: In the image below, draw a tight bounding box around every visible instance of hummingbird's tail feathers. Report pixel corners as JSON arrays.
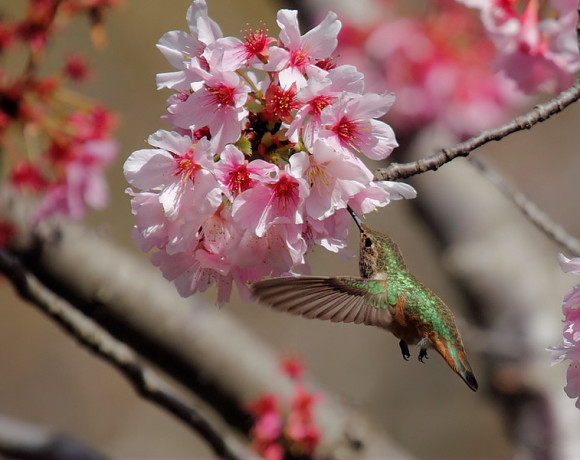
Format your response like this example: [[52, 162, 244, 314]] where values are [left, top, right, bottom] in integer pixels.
[[463, 370, 479, 392], [430, 335, 478, 392], [252, 276, 393, 328]]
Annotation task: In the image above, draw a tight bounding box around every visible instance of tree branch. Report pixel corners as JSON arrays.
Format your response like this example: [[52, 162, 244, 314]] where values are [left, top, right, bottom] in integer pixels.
[[0, 248, 247, 460], [375, 78, 580, 181], [469, 157, 580, 257]]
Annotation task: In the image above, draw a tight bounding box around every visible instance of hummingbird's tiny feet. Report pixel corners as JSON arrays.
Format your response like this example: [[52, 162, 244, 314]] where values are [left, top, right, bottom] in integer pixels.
[[418, 348, 428, 362], [399, 340, 410, 361]]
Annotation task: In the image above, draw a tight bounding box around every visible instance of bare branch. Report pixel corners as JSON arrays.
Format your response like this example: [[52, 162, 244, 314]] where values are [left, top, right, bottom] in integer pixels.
[[469, 157, 580, 257], [0, 413, 106, 460], [375, 78, 580, 181], [0, 248, 247, 460]]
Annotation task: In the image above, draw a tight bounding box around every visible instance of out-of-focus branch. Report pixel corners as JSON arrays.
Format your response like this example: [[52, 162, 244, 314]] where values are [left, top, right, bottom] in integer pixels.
[[469, 157, 580, 258], [375, 78, 580, 181], [0, 248, 247, 460], [0, 187, 413, 459], [0, 413, 106, 460]]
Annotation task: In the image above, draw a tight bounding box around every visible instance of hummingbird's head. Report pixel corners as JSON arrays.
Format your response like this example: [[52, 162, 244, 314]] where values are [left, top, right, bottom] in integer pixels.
[[357, 225, 391, 279], [346, 205, 406, 279]]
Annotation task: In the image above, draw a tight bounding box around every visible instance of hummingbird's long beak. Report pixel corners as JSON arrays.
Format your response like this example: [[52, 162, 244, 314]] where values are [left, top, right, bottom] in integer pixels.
[[346, 205, 364, 233]]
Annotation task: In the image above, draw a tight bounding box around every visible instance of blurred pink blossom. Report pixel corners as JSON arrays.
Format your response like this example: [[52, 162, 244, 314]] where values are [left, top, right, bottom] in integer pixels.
[[336, 0, 529, 136], [458, 0, 580, 93], [247, 356, 322, 458], [549, 254, 580, 409]]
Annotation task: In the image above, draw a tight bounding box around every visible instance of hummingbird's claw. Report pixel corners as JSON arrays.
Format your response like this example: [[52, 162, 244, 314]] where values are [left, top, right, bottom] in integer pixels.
[[399, 340, 410, 361], [418, 348, 429, 362]]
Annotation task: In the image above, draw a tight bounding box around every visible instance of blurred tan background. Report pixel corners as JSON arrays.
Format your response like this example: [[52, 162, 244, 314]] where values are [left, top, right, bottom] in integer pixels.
[[1, 0, 580, 458]]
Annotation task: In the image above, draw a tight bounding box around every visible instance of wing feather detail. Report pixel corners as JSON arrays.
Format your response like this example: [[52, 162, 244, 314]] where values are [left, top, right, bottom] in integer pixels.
[[252, 276, 392, 329]]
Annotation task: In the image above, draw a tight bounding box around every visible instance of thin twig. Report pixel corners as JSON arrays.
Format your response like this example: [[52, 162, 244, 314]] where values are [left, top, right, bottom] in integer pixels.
[[375, 78, 580, 181], [469, 157, 580, 257], [0, 249, 246, 460]]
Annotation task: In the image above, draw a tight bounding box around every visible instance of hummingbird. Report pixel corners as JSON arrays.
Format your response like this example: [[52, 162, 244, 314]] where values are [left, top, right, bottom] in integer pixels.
[[252, 207, 478, 392]]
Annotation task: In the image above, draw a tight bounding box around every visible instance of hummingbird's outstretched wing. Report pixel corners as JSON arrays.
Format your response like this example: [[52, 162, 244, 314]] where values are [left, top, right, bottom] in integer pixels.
[[252, 276, 393, 329]]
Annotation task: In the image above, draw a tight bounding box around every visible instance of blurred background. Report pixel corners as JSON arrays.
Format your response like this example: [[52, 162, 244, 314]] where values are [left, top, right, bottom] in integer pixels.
[[1, 0, 580, 458]]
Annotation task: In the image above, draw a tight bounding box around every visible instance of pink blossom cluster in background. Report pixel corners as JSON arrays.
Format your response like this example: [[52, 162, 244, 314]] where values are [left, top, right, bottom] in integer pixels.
[[458, 0, 580, 93], [247, 356, 321, 460], [334, 0, 579, 137], [334, 0, 527, 136], [0, 0, 120, 223], [550, 254, 580, 409], [124, 0, 416, 304]]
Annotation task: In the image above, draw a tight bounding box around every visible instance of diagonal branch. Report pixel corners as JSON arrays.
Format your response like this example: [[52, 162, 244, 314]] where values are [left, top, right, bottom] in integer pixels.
[[375, 78, 580, 181], [469, 157, 580, 258], [0, 248, 247, 460]]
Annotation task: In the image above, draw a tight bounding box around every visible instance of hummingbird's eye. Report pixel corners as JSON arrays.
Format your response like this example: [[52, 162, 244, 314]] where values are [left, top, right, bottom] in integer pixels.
[[364, 237, 373, 248]]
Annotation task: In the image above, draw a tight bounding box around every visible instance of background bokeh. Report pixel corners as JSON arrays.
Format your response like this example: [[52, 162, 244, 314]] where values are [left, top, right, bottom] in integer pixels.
[[1, 0, 579, 457]]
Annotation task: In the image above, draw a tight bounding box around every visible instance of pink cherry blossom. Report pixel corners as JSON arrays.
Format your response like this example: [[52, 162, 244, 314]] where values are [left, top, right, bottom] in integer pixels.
[[214, 144, 278, 200], [289, 140, 372, 220], [169, 66, 250, 151], [459, 0, 580, 93], [231, 167, 309, 237], [156, 0, 223, 90], [127, 189, 172, 252], [335, 2, 530, 136], [231, 224, 308, 275], [304, 211, 351, 253], [349, 180, 416, 215], [550, 254, 580, 408], [286, 65, 364, 146], [271, 9, 341, 88], [33, 139, 117, 222], [319, 92, 398, 160], [247, 356, 322, 458], [125, 130, 220, 222], [209, 25, 277, 71]]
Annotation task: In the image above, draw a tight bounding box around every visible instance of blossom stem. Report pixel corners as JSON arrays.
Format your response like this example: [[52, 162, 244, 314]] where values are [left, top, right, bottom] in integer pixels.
[[235, 69, 260, 95]]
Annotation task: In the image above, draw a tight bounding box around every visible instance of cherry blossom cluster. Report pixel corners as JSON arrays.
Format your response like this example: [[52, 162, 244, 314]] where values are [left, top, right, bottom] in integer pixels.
[[334, 0, 528, 136], [550, 254, 580, 409], [0, 0, 120, 223], [458, 0, 580, 93], [247, 356, 321, 460], [124, 0, 415, 304]]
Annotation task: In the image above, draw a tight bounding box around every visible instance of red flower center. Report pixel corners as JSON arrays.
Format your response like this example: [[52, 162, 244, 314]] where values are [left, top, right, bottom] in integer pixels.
[[289, 47, 311, 71], [272, 173, 299, 210], [265, 83, 300, 123], [207, 83, 236, 107], [309, 95, 333, 116], [174, 147, 201, 181], [228, 164, 253, 195], [333, 116, 358, 147], [243, 25, 275, 62]]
